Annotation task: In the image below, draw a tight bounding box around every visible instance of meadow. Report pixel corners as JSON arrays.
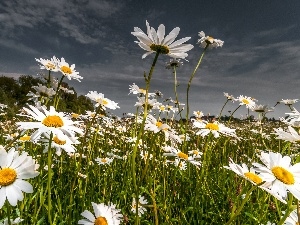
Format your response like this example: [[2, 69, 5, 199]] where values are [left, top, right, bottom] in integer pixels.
[[0, 21, 300, 225]]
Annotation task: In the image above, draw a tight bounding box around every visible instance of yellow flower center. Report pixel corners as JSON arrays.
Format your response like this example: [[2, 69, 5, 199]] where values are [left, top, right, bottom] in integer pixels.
[[271, 166, 295, 185], [0, 168, 17, 186], [242, 99, 249, 105], [150, 44, 170, 54], [156, 121, 163, 128], [61, 66, 72, 74], [206, 36, 214, 44], [102, 99, 108, 105], [94, 216, 108, 225], [42, 115, 64, 128], [159, 106, 165, 111], [101, 158, 107, 163], [53, 136, 66, 145], [20, 135, 31, 141], [193, 150, 199, 155], [71, 113, 79, 119], [46, 62, 56, 70], [244, 172, 263, 184], [205, 123, 219, 130], [177, 152, 188, 160]]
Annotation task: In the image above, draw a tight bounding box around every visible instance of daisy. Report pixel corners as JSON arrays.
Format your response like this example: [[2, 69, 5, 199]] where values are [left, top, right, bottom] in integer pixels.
[[165, 58, 183, 69], [134, 97, 161, 110], [193, 120, 237, 138], [273, 126, 300, 143], [131, 20, 194, 59], [131, 195, 148, 217], [223, 92, 235, 102], [197, 31, 224, 48], [224, 158, 287, 204], [58, 57, 83, 82], [41, 132, 79, 156], [16, 105, 83, 141], [252, 104, 274, 114], [95, 157, 114, 165], [144, 114, 170, 133], [163, 146, 201, 168], [35, 56, 60, 72], [237, 95, 256, 109], [0, 148, 39, 208], [280, 99, 298, 106], [253, 151, 300, 200], [283, 209, 298, 225], [86, 91, 120, 110], [193, 111, 204, 119], [78, 202, 123, 225]]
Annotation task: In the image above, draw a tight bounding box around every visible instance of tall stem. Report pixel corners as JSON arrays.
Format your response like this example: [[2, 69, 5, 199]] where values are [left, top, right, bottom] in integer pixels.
[[173, 66, 183, 120], [186, 46, 208, 122], [47, 132, 53, 225], [132, 51, 160, 225]]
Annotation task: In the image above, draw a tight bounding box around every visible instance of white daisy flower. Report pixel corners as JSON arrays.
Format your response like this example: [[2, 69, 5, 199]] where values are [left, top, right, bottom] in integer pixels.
[[16, 105, 83, 141], [58, 57, 83, 82], [273, 126, 300, 143], [193, 120, 237, 138], [197, 31, 224, 48], [144, 114, 170, 133], [78, 202, 123, 225], [252, 104, 274, 114], [223, 92, 235, 101], [35, 56, 60, 72], [253, 151, 300, 200], [0, 148, 39, 208], [131, 20, 194, 59], [283, 209, 298, 225], [224, 158, 287, 204], [237, 95, 256, 109], [280, 99, 298, 106], [131, 195, 148, 217], [95, 157, 114, 165], [165, 58, 183, 69], [86, 91, 120, 110], [135, 97, 162, 110], [41, 132, 79, 156], [193, 111, 204, 119]]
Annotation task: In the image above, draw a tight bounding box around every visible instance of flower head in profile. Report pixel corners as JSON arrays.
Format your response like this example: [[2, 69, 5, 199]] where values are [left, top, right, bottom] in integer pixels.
[[273, 126, 300, 143], [131, 195, 148, 217], [0, 148, 39, 208], [252, 104, 274, 114], [223, 92, 235, 102], [78, 202, 123, 225], [35, 56, 60, 72], [165, 58, 183, 69], [86, 91, 120, 110], [280, 99, 298, 106], [58, 57, 83, 82], [197, 31, 224, 48], [132, 20, 194, 59], [253, 151, 300, 200]]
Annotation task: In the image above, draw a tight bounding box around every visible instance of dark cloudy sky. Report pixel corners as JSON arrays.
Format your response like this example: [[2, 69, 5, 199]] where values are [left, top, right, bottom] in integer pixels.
[[0, 0, 299, 118]]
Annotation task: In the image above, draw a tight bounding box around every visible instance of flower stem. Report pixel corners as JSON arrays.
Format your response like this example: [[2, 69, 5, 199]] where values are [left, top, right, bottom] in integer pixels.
[[218, 99, 229, 122], [6, 201, 11, 225], [173, 66, 183, 120], [277, 193, 294, 225], [132, 51, 160, 225], [47, 132, 53, 225], [186, 46, 208, 122]]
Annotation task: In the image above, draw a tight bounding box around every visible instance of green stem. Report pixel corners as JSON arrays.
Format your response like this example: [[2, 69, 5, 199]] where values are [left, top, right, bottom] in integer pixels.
[[47, 132, 53, 225], [53, 76, 65, 109], [225, 184, 260, 225], [186, 46, 208, 122], [218, 99, 230, 122], [132, 51, 160, 225], [227, 105, 241, 125], [6, 201, 11, 225], [297, 200, 300, 224], [277, 193, 294, 225], [173, 66, 183, 120]]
